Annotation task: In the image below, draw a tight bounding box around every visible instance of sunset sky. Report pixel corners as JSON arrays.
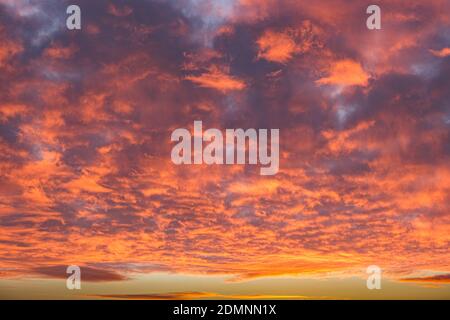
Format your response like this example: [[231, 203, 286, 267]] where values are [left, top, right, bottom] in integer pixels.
[[0, 0, 449, 299]]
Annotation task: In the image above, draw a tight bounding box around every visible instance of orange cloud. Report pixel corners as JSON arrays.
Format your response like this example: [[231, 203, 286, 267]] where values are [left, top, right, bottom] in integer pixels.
[[316, 59, 369, 86], [0, 28, 22, 69], [107, 4, 133, 17], [44, 43, 78, 59], [186, 67, 246, 92], [430, 48, 450, 57], [0, 103, 28, 121], [257, 30, 297, 63]]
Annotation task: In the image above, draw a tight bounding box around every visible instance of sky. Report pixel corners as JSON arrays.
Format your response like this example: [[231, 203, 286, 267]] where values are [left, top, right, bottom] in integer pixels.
[[0, 0, 449, 299]]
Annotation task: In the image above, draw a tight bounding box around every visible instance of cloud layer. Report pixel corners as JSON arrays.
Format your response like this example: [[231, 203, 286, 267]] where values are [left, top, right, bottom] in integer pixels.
[[0, 0, 449, 293]]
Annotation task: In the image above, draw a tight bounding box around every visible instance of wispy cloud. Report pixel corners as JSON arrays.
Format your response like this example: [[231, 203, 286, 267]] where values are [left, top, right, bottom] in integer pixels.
[[400, 274, 450, 284]]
